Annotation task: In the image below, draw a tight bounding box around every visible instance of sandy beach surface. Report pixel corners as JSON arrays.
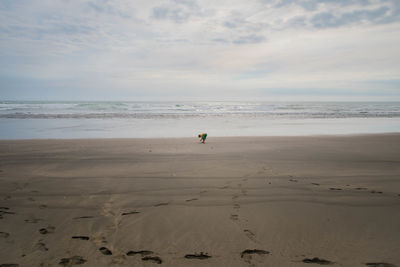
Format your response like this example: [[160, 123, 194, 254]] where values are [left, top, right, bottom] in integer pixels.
[[1, 134, 400, 267]]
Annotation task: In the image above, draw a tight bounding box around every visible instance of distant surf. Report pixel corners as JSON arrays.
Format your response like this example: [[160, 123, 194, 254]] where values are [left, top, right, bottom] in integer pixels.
[[0, 101, 399, 139]]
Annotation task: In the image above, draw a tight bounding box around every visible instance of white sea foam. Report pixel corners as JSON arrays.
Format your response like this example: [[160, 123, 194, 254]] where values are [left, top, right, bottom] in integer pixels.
[[0, 101, 399, 139]]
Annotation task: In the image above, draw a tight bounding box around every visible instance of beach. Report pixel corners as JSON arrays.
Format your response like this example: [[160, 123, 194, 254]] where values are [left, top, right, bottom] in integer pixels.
[[1, 134, 400, 266]]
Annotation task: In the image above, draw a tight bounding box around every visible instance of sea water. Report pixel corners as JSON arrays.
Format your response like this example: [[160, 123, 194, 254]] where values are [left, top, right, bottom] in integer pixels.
[[0, 101, 399, 139]]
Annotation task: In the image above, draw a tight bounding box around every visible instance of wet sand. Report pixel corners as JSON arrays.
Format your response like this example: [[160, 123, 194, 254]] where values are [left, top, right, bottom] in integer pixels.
[[0, 134, 400, 266]]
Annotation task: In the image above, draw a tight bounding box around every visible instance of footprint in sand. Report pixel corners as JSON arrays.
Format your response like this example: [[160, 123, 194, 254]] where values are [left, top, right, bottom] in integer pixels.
[[72, 236, 89, 240], [311, 183, 320, 186], [185, 198, 198, 202], [121, 211, 140, 216], [25, 218, 43, 223], [233, 204, 240, 210], [0, 209, 15, 218], [0, 264, 19, 267], [59, 256, 87, 266], [35, 241, 48, 251], [329, 188, 342, 191], [289, 179, 298, 182], [142, 256, 162, 264], [126, 250, 154, 256], [241, 249, 269, 264], [39, 226, 55, 235], [230, 214, 239, 221], [241, 249, 269, 258], [302, 257, 333, 265], [73, 216, 94, 220], [184, 252, 211, 259], [154, 202, 169, 207], [99, 247, 112, 255], [39, 205, 47, 209], [92, 234, 107, 246], [370, 190, 383, 194], [365, 263, 397, 267], [243, 229, 257, 242], [0, 232, 10, 238]]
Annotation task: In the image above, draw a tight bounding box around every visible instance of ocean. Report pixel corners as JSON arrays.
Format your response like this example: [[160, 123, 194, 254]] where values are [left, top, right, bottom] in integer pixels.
[[0, 101, 399, 139]]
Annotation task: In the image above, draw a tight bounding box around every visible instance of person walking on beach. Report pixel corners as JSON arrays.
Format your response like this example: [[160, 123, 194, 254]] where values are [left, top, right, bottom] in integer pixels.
[[198, 133, 207, 143]]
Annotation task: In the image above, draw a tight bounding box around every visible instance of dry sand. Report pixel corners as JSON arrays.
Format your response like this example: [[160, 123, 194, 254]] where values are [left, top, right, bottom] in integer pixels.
[[0, 134, 400, 267]]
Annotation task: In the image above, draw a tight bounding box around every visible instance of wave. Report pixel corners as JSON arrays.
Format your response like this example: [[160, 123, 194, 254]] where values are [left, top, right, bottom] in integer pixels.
[[2, 111, 400, 119], [1, 101, 399, 119]]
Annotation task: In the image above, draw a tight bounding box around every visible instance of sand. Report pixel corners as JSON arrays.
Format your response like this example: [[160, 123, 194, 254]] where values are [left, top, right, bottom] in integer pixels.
[[0, 134, 400, 267]]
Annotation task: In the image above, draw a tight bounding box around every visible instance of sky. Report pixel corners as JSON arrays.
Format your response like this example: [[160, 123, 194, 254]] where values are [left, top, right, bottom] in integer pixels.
[[0, 0, 400, 101]]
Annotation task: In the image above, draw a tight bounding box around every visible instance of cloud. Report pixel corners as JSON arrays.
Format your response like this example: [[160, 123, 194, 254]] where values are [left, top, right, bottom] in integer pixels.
[[0, 0, 400, 100], [311, 6, 391, 28], [233, 34, 266, 44]]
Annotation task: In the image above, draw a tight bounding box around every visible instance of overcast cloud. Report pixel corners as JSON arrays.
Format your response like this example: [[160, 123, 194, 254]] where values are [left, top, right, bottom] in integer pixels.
[[0, 0, 399, 100]]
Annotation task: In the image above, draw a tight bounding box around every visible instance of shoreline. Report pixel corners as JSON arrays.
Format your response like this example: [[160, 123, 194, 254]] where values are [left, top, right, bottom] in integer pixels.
[[1, 131, 400, 141]]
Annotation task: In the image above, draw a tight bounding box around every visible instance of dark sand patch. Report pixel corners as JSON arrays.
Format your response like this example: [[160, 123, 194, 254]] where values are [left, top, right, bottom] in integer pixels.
[[0, 211, 15, 215], [36, 241, 48, 251], [184, 252, 211, 259], [99, 247, 112, 255], [72, 236, 89, 240], [302, 257, 333, 265], [0, 264, 19, 267], [39, 226, 55, 235], [329, 188, 342, 191], [59, 256, 87, 266], [126, 250, 154, 256], [142, 256, 162, 264], [365, 263, 397, 267], [121, 211, 140, 216], [241, 249, 269, 258], [24, 218, 42, 223], [0, 232, 10, 238], [230, 214, 239, 221], [154, 202, 169, 207], [73, 216, 94, 219], [185, 198, 198, 202]]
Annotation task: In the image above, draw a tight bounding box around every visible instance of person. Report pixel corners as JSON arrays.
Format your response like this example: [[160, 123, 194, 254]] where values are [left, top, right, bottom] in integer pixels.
[[198, 133, 207, 143]]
